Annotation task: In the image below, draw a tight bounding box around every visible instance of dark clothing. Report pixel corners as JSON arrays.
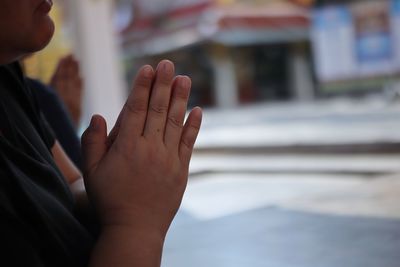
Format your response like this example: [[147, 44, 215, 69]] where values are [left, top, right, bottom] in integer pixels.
[[27, 78, 83, 171], [0, 63, 94, 267]]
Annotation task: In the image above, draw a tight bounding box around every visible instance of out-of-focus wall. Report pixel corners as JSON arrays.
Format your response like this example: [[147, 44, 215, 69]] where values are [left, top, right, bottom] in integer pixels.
[[67, 0, 126, 130]]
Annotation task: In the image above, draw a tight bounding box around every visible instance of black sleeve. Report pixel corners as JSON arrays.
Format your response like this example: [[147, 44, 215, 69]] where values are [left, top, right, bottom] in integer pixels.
[[39, 111, 56, 149], [27, 78, 83, 170]]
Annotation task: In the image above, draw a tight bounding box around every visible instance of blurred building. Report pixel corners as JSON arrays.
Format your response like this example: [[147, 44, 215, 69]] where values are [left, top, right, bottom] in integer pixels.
[[25, 0, 400, 128], [119, 0, 314, 108]]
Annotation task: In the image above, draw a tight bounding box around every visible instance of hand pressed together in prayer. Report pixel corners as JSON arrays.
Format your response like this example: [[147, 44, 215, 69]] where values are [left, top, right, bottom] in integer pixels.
[[50, 55, 83, 127], [81, 60, 202, 267]]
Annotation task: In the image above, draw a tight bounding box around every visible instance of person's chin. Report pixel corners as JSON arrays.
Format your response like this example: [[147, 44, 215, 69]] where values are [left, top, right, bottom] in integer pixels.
[[29, 18, 55, 52]]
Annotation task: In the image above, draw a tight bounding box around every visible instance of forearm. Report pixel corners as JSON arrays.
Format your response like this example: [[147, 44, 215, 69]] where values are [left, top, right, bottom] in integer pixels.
[[70, 178, 101, 236], [89, 226, 164, 267], [70, 178, 89, 209], [72, 179, 166, 267]]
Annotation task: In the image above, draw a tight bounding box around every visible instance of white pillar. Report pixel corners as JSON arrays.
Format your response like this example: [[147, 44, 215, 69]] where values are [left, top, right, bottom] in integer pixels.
[[210, 45, 239, 108], [288, 43, 315, 102], [67, 0, 126, 131]]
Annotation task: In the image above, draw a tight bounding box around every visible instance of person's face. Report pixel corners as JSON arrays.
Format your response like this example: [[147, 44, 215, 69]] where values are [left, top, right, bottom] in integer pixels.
[[0, 0, 55, 64]]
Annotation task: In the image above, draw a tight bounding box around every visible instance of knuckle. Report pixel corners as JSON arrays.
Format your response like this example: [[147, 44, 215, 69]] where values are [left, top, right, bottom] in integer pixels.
[[167, 116, 183, 129], [149, 104, 168, 115], [135, 76, 151, 89], [181, 138, 193, 150], [170, 172, 185, 186], [159, 78, 172, 87], [173, 89, 189, 100], [113, 140, 134, 161], [156, 73, 173, 87], [124, 101, 147, 116], [189, 123, 201, 132]]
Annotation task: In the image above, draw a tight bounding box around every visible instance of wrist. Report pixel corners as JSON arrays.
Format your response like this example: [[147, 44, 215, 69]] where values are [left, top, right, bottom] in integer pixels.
[[100, 224, 166, 252], [101, 224, 165, 244], [100, 213, 167, 241], [98, 207, 172, 238], [90, 224, 165, 267]]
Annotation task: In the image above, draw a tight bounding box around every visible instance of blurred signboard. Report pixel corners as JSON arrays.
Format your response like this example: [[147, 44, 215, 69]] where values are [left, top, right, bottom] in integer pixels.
[[311, 0, 400, 85], [312, 5, 355, 82], [393, 0, 400, 69]]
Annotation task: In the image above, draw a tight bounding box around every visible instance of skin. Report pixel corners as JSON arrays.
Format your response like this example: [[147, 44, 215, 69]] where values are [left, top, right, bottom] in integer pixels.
[[50, 55, 83, 127], [0, 0, 55, 64], [84, 61, 202, 267], [0, 1, 203, 266]]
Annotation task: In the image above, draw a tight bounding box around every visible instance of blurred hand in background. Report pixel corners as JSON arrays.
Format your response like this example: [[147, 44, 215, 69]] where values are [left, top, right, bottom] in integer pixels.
[[50, 55, 83, 127]]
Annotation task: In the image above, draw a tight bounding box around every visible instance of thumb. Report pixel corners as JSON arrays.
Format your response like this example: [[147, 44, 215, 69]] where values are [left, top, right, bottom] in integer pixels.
[[81, 114, 107, 178]]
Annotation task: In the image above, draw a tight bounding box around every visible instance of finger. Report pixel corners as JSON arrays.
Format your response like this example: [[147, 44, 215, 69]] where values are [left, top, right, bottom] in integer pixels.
[[73, 76, 83, 92], [143, 60, 175, 139], [65, 57, 75, 78], [179, 107, 202, 165], [54, 57, 70, 81], [69, 56, 79, 76], [81, 115, 108, 178], [118, 65, 154, 140], [107, 106, 124, 148], [50, 57, 67, 85], [164, 76, 191, 150]]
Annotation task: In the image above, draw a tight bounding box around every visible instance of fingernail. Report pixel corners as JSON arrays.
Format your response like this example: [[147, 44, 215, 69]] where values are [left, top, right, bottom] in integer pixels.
[[142, 65, 153, 78], [159, 60, 173, 74], [179, 76, 191, 88]]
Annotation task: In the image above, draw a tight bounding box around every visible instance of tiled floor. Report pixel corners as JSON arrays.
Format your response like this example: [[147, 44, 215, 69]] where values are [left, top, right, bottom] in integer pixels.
[[162, 172, 400, 267]]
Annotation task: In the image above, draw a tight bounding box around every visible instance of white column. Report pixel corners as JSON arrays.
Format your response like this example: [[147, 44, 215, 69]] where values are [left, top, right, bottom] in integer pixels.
[[210, 45, 239, 108], [288, 43, 315, 102], [66, 0, 126, 131]]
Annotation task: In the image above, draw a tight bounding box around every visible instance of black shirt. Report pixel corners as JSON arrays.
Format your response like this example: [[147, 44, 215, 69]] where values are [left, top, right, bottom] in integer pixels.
[[0, 63, 94, 267]]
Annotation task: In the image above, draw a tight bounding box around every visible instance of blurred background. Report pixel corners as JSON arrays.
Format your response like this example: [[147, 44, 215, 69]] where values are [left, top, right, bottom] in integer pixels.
[[26, 0, 400, 266]]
